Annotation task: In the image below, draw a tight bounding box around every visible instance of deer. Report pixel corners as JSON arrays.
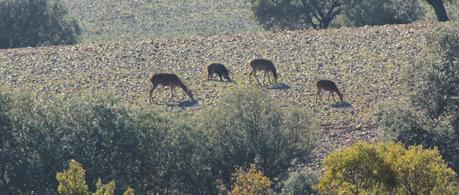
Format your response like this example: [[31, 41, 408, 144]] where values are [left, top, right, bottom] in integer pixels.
[[315, 79, 344, 103], [207, 63, 231, 81], [248, 59, 278, 86], [149, 73, 194, 104]]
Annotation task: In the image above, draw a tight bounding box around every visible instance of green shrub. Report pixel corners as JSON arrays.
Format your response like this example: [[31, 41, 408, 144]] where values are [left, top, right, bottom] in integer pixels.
[[199, 87, 317, 190], [317, 142, 458, 194], [56, 159, 89, 195], [316, 142, 396, 194], [1, 87, 316, 193], [376, 24, 459, 172], [388, 145, 458, 194], [280, 166, 318, 195], [2, 92, 213, 194], [56, 159, 134, 195], [230, 164, 272, 194], [0, 0, 81, 48], [0, 89, 46, 194]]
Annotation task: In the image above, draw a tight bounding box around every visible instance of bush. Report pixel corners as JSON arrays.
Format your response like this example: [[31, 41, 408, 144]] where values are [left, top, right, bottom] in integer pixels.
[[199, 87, 317, 190], [280, 166, 318, 195], [387, 145, 458, 194], [376, 24, 459, 172], [316, 142, 396, 194], [56, 159, 133, 195], [1, 87, 316, 193], [56, 160, 89, 195], [0, 0, 81, 49], [230, 164, 272, 194], [2, 92, 212, 194], [344, 0, 424, 26], [317, 142, 458, 194]]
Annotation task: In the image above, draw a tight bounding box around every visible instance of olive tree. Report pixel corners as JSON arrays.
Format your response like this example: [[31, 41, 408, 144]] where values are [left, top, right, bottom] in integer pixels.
[[249, 0, 344, 30], [0, 0, 81, 49]]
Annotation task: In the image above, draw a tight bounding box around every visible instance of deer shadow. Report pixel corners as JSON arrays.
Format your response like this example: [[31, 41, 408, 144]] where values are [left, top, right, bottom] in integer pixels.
[[166, 99, 198, 108], [267, 82, 290, 90], [330, 101, 352, 108], [208, 79, 236, 83]]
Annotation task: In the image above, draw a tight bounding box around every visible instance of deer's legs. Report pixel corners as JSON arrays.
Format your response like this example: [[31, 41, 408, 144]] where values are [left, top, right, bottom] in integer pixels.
[[251, 70, 262, 86], [149, 84, 158, 104], [268, 72, 273, 84], [331, 92, 336, 102], [208, 72, 212, 80], [263, 71, 267, 85], [218, 73, 223, 81], [316, 88, 322, 103], [170, 86, 176, 99]]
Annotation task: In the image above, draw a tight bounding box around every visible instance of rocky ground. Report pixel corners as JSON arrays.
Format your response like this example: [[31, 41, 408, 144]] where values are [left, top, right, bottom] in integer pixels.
[[1, 21, 449, 171]]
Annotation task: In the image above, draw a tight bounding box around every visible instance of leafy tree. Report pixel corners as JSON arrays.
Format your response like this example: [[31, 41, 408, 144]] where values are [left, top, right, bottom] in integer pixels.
[[0, 0, 81, 49], [344, 0, 424, 26], [249, 0, 344, 30], [230, 164, 272, 194]]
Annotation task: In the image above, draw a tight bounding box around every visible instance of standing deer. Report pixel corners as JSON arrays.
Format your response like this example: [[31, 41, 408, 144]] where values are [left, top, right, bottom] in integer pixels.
[[316, 79, 344, 103], [207, 63, 231, 81], [249, 59, 278, 86], [149, 73, 194, 104]]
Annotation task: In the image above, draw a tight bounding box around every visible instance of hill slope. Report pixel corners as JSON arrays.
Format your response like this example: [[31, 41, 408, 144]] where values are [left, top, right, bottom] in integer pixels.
[[1, 22, 452, 169], [62, 0, 260, 42]]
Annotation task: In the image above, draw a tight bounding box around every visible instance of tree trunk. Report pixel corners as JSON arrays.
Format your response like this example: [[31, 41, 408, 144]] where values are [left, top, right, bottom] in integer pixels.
[[426, 0, 449, 22]]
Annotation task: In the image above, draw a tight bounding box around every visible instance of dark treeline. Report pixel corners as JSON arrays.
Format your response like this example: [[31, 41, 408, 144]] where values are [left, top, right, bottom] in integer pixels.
[[0, 88, 317, 194]]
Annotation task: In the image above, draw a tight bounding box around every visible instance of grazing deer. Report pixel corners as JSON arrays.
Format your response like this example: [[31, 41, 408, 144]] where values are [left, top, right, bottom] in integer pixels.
[[249, 59, 278, 86], [316, 79, 344, 103], [149, 73, 194, 103], [207, 63, 231, 81]]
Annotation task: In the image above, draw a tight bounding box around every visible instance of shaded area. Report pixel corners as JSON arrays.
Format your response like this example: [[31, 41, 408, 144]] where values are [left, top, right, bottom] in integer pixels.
[[167, 99, 199, 108], [268, 82, 290, 90], [331, 101, 352, 108]]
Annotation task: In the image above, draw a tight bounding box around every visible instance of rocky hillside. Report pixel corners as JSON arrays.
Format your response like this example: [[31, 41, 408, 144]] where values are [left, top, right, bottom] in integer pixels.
[[2, 21, 453, 169]]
